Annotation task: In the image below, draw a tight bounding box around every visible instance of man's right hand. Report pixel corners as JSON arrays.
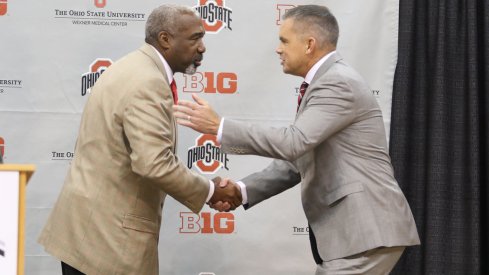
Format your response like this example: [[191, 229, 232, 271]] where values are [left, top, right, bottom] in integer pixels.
[[173, 94, 221, 135], [209, 177, 242, 212]]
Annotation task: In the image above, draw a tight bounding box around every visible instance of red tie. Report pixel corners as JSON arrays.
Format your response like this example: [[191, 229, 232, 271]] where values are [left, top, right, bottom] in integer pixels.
[[170, 80, 178, 104], [297, 81, 309, 112]]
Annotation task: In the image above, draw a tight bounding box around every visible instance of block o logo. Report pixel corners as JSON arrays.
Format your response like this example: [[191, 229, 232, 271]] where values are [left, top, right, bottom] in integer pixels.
[[81, 58, 112, 96], [94, 0, 106, 8], [187, 134, 229, 174], [0, 0, 7, 16], [194, 0, 232, 34]]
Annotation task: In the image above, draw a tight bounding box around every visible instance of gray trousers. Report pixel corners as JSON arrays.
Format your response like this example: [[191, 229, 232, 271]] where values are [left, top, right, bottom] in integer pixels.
[[315, 246, 405, 275]]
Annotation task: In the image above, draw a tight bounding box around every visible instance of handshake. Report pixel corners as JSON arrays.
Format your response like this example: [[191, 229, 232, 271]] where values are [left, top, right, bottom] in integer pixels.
[[209, 177, 243, 212]]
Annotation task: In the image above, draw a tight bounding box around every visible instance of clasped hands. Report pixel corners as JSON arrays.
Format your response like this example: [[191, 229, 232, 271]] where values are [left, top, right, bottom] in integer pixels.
[[209, 177, 242, 212], [173, 92, 240, 211]]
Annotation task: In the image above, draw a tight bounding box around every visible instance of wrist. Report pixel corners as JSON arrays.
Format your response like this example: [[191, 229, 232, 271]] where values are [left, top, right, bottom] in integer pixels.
[[213, 116, 221, 135]]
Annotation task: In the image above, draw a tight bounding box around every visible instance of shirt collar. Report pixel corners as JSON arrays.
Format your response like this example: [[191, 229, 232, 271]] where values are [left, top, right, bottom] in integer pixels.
[[304, 50, 336, 84], [150, 45, 174, 84]]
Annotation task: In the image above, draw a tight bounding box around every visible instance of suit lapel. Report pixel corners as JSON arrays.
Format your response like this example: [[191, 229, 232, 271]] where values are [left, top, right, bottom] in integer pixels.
[[138, 44, 178, 152], [297, 52, 343, 114], [139, 43, 169, 81]]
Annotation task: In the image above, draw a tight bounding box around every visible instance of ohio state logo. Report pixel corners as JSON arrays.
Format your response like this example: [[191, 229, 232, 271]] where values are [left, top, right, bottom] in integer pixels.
[[276, 4, 297, 25], [81, 58, 112, 96], [94, 0, 106, 8], [187, 134, 229, 174], [0, 136, 4, 158], [194, 0, 232, 34], [180, 212, 234, 234], [0, 0, 7, 16]]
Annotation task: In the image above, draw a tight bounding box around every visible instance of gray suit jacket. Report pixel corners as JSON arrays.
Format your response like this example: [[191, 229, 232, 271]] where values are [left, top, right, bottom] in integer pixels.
[[38, 44, 210, 275], [221, 53, 420, 261]]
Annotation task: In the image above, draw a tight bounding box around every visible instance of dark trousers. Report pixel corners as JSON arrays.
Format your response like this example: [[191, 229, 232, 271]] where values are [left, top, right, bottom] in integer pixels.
[[61, 262, 85, 275], [309, 225, 324, 264]]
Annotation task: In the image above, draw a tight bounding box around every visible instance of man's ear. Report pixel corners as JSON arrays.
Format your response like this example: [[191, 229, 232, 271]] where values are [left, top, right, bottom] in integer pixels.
[[306, 37, 316, 54], [157, 31, 171, 50]]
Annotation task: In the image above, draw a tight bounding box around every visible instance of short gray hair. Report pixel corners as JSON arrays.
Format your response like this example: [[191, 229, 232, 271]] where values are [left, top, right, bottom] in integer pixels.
[[283, 5, 339, 48], [145, 4, 199, 45]]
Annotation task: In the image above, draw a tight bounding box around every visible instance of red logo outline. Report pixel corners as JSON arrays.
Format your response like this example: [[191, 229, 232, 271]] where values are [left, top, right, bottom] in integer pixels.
[[0, 137, 5, 158], [94, 0, 106, 8], [276, 4, 296, 25], [0, 0, 8, 16]]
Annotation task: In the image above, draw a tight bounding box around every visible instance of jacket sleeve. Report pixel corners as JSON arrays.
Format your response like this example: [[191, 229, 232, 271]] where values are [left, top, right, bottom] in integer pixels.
[[241, 159, 301, 208], [122, 77, 209, 213], [221, 76, 356, 161]]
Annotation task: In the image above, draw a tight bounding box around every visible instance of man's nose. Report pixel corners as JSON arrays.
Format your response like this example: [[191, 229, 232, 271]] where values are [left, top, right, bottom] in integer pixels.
[[198, 41, 206, 53]]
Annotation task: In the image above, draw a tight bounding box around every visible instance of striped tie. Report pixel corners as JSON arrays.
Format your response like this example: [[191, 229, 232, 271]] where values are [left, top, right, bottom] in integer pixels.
[[297, 81, 309, 112]]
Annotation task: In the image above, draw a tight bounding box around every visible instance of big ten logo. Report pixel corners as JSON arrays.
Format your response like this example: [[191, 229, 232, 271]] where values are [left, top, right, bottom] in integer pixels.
[[81, 58, 112, 96], [94, 0, 106, 8], [0, 0, 7, 16], [187, 134, 229, 174], [183, 72, 237, 94], [180, 212, 235, 234], [276, 4, 296, 25], [0, 136, 5, 158], [194, 0, 232, 33]]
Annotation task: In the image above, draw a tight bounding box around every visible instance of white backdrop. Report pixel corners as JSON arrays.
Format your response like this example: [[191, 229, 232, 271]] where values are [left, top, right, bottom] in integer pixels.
[[0, 0, 398, 274]]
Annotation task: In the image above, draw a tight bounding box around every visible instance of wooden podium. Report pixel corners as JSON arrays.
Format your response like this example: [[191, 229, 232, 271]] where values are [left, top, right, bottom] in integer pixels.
[[0, 164, 35, 275]]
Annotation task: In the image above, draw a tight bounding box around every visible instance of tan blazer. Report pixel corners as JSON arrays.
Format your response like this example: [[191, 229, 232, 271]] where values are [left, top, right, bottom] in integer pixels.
[[222, 53, 420, 261], [38, 44, 210, 274]]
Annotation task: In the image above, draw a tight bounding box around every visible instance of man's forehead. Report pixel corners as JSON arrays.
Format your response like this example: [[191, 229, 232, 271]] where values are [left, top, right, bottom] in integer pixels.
[[177, 14, 203, 32], [281, 18, 296, 31], [279, 19, 295, 35], [176, 12, 199, 25], [282, 18, 294, 26]]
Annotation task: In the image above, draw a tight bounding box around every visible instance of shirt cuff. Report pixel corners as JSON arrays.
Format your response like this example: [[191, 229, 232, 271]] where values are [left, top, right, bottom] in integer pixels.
[[217, 118, 225, 143], [236, 181, 248, 205], [206, 179, 215, 203]]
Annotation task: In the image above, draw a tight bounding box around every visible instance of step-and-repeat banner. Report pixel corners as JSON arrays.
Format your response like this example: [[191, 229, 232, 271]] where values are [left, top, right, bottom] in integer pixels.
[[0, 0, 398, 274]]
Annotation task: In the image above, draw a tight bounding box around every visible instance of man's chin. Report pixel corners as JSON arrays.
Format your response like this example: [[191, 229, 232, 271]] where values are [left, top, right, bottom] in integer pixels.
[[185, 64, 198, 75]]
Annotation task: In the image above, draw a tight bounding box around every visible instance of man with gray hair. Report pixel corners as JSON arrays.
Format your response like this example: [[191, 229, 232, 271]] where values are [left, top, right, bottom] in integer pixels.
[[38, 4, 241, 275], [174, 4, 420, 274]]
